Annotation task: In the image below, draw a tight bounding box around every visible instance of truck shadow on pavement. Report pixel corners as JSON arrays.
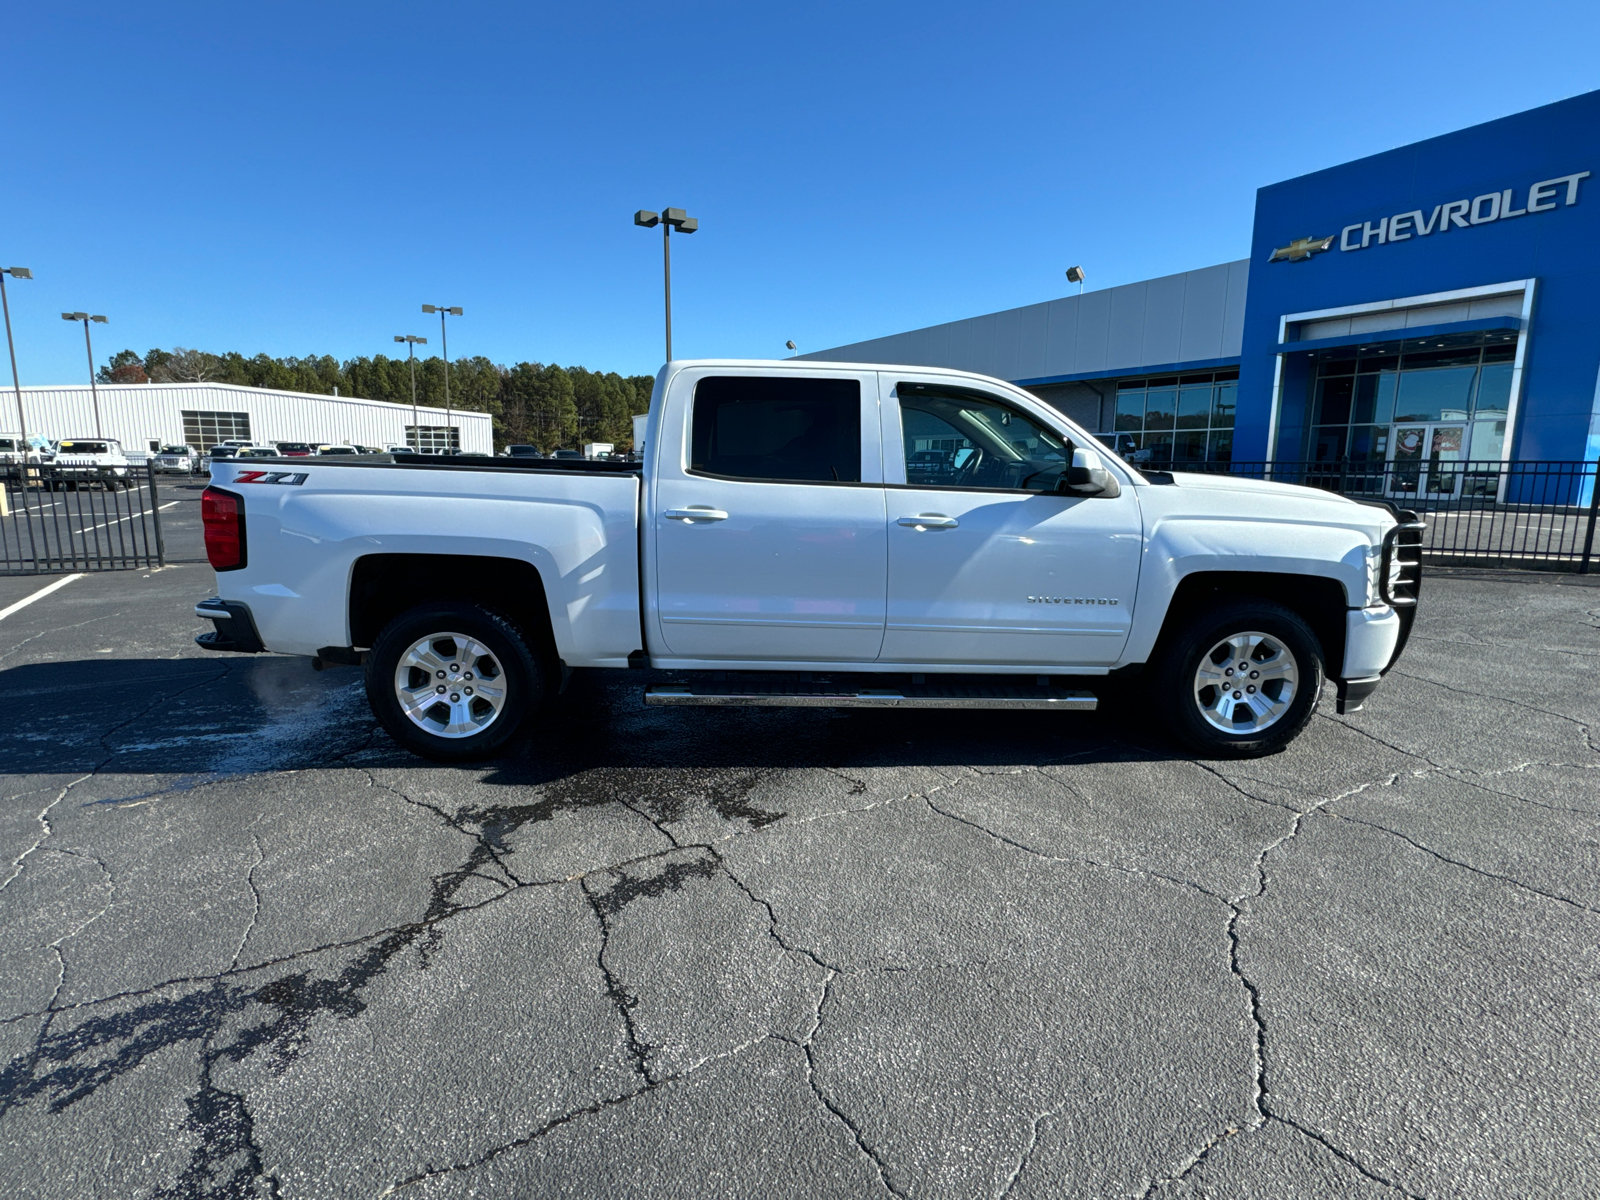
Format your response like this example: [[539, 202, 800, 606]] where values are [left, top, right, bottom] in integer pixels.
[[2, 656, 1187, 784]]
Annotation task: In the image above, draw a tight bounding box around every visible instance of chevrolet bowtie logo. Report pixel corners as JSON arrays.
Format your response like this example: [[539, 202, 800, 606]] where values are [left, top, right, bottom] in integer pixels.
[[1269, 235, 1335, 263]]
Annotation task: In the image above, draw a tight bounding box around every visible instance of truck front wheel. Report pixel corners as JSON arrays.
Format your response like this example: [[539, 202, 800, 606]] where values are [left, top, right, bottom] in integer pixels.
[[1153, 599, 1324, 758], [366, 602, 542, 761]]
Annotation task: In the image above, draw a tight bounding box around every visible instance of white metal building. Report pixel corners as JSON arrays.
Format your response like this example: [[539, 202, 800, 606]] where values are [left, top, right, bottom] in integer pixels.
[[1, 382, 494, 455]]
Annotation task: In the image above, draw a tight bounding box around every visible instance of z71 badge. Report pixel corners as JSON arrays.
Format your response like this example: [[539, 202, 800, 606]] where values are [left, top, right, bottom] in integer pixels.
[[234, 471, 309, 485]]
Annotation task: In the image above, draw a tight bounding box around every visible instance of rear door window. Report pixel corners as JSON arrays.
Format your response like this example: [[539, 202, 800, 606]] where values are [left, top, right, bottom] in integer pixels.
[[691, 376, 861, 483]]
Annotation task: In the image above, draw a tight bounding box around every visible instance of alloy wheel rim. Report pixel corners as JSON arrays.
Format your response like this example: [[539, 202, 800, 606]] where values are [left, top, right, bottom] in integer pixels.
[[393, 632, 507, 739], [1192, 631, 1298, 735]]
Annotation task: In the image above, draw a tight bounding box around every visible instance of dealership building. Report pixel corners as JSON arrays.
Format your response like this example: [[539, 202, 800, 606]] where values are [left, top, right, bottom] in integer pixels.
[[805, 89, 1600, 491], [3, 381, 493, 456]]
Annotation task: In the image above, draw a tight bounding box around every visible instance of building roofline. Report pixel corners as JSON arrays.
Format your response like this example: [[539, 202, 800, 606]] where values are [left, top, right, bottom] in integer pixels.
[[8, 380, 491, 419]]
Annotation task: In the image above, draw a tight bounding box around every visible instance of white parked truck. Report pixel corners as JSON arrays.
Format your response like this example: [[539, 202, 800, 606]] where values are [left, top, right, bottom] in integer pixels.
[[51, 438, 131, 487], [193, 360, 1421, 760]]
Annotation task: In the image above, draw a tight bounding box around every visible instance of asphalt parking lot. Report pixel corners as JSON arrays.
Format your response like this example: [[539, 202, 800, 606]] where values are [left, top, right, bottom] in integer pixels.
[[1, 507, 1597, 1198]]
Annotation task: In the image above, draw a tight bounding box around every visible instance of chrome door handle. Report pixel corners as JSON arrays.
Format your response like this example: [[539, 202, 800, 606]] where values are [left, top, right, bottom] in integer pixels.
[[664, 507, 729, 521], [897, 514, 959, 530]]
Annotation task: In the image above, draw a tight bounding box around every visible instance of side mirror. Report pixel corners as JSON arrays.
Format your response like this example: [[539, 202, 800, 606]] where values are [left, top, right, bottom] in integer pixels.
[[1060, 447, 1121, 497]]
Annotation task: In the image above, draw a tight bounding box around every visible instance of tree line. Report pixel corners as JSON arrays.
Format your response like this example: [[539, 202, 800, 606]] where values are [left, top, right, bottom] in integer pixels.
[[98, 348, 655, 452]]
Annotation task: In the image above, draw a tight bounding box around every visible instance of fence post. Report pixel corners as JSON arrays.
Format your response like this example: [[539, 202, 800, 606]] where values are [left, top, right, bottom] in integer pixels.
[[1580, 463, 1600, 575], [146, 460, 166, 567]]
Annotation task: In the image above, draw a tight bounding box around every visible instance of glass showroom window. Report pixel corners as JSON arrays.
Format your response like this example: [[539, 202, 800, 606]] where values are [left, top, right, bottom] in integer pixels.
[[1101, 370, 1237, 465], [1306, 330, 1516, 464]]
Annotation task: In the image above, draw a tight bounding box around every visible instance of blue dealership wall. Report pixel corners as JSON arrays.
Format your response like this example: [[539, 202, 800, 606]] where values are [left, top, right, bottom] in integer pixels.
[[1236, 89, 1600, 464]]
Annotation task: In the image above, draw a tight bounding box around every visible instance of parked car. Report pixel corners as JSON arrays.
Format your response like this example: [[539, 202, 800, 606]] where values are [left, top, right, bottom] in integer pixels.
[[315, 445, 358, 456], [274, 442, 315, 457], [154, 445, 200, 474], [194, 359, 1423, 763], [236, 447, 282, 459], [52, 438, 131, 488], [551, 449, 583, 460], [505, 445, 543, 459]]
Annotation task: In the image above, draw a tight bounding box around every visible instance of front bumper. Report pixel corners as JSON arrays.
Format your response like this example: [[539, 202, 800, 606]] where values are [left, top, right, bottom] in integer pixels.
[[195, 598, 265, 653], [1336, 511, 1424, 714]]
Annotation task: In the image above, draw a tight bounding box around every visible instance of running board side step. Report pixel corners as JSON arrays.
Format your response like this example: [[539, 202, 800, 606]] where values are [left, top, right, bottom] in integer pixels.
[[644, 685, 1097, 711]]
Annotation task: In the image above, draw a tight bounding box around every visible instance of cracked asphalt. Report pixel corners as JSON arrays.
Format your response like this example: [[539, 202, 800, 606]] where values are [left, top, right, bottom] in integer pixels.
[[1, 536, 1598, 1197]]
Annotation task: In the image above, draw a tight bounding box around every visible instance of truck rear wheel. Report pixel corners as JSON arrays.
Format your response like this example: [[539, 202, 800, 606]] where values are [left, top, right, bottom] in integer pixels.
[[366, 602, 542, 761], [1152, 599, 1324, 758]]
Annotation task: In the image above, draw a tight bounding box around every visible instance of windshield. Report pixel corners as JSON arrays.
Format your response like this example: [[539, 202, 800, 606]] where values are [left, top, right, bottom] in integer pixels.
[[59, 441, 110, 454], [161, 446, 190, 455], [276, 443, 311, 453]]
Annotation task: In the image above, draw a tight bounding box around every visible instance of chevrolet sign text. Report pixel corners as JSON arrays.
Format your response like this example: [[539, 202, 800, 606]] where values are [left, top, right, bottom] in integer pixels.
[[1339, 171, 1588, 252]]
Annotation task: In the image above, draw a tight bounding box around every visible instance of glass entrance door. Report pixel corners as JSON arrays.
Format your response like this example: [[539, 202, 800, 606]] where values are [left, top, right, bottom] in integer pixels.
[[1389, 423, 1466, 498]]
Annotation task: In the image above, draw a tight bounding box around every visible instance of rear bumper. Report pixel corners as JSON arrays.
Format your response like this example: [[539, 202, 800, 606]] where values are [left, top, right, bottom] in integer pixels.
[[194, 598, 265, 653]]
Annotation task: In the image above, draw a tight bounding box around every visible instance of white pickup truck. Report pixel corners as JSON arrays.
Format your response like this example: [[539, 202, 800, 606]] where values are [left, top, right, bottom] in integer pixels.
[[193, 360, 1421, 760]]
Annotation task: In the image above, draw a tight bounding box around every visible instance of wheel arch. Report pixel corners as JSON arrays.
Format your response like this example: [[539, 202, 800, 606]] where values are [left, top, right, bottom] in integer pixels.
[[1147, 570, 1348, 678], [349, 553, 561, 669]]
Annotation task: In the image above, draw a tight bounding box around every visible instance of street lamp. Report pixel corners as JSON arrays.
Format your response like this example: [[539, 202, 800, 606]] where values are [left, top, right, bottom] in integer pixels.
[[785, 340, 798, 357], [1, 267, 32, 453], [421, 305, 462, 452], [1065, 265, 1086, 296], [634, 208, 698, 362], [62, 312, 109, 437], [393, 334, 427, 451]]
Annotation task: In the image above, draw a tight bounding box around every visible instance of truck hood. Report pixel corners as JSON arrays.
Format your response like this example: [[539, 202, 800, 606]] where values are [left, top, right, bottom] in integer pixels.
[[1158, 471, 1361, 504], [1137, 470, 1396, 543]]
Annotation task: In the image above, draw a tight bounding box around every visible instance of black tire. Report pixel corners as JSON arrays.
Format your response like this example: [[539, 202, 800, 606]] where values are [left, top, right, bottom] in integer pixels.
[[365, 602, 544, 761], [1151, 598, 1324, 758]]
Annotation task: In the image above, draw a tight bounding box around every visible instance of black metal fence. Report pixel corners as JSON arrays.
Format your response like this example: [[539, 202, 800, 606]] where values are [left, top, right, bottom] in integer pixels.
[[1, 461, 167, 574], [1174, 458, 1600, 572]]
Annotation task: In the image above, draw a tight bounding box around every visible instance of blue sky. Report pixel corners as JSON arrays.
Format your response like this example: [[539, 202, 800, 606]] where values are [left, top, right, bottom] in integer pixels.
[[3, 1, 1598, 386]]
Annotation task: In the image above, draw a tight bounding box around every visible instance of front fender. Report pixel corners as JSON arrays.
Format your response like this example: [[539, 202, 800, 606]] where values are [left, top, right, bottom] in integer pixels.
[[1122, 517, 1372, 665]]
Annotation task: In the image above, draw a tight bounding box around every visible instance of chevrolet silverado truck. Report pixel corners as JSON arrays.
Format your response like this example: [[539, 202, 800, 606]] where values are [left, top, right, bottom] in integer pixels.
[[193, 360, 1422, 761]]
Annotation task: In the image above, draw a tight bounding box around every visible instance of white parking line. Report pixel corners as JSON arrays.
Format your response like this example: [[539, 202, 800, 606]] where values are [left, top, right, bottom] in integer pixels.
[[0, 574, 84, 622], [76, 501, 176, 535]]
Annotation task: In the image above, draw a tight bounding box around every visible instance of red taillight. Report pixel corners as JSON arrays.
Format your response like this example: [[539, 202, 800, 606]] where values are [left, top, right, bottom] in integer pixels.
[[202, 487, 246, 570]]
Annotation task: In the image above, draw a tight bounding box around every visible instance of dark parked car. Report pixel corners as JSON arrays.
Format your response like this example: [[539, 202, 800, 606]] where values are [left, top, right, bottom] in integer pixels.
[[506, 445, 543, 458]]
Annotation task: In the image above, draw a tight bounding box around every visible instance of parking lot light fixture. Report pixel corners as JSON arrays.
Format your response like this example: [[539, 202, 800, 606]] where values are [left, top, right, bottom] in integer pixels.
[[635, 207, 697, 362], [1066, 265, 1086, 296], [62, 311, 109, 437], [421, 305, 463, 452], [394, 334, 428, 450], [0, 267, 32, 452]]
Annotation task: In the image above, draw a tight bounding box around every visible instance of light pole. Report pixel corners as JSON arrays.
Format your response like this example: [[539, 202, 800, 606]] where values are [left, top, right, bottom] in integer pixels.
[[785, 340, 798, 357], [1, 267, 32, 453], [634, 208, 698, 362], [420, 305, 462, 452], [393, 335, 428, 451], [1066, 265, 1086, 296], [62, 312, 109, 436]]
